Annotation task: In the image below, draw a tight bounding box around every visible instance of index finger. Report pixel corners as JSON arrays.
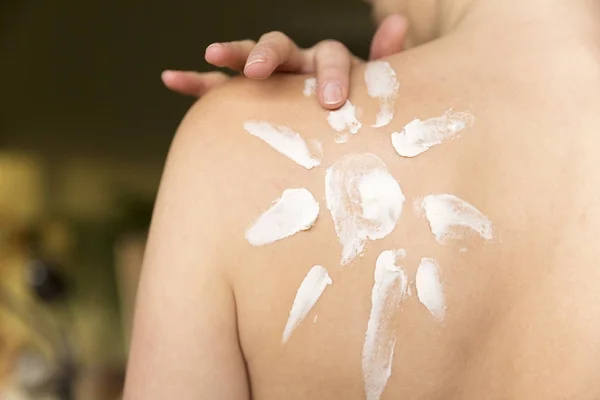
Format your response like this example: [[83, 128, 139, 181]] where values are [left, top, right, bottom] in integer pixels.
[[243, 31, 312, 79]]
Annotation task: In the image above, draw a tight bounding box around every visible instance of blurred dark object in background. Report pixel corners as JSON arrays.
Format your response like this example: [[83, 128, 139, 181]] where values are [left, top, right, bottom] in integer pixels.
[[26, 258, 68, 304], [25, 254, 74, 400]]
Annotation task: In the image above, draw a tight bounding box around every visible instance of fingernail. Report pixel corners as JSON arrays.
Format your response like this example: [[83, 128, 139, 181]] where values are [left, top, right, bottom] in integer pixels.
[[246, 52, 266, 67], [161, 70, 174, 80], [206, 43, 223, 51], [322, 81, 343, 105]]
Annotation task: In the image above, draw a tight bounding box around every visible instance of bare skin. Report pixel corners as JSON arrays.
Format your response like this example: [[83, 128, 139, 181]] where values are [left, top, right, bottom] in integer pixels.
[[125, 0, 600, 399]]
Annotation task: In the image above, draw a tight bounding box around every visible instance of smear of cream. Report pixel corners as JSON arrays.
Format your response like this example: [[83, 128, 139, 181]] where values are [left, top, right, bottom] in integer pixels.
[[303, 77, 317, 97], [365, 61, 399, 128], [282, 265, 332, 343], [417, 194, 493, 243], [391, 110, 475, 158], [246, 188, 319, 246], [363, 249, 409, 400], [325, 154, 405, 265], [327, 100, 362, 143], [416, 258, 446, 321], [243, 121, 322, 169]]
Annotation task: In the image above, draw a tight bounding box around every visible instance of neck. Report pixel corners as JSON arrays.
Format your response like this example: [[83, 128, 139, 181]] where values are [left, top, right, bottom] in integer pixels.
[[393, 0, 600, 96], [440, 0, 600, 47]]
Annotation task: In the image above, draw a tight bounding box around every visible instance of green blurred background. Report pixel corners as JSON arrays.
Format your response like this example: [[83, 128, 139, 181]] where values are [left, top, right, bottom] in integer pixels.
[[0, 1, 374, 398]]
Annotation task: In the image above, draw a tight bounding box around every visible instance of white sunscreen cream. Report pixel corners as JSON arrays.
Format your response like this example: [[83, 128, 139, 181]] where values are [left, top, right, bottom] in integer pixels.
[[416, 257, 446, 321], [246, 188, 319, 246], [391, 110, 475, 157], [363, 249, 409, 400], [365, 61, 399, 128], [282, 265, 332, 343], [243, 121, 322, 169], [417, 194, 493, 243], [327, 100, 362, 143], [303, 77, 317, 97], [325, 154, 405, 265]]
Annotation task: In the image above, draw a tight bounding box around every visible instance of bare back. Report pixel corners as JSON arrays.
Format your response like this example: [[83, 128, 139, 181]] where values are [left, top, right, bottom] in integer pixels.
[[126, 24, 600, 400]]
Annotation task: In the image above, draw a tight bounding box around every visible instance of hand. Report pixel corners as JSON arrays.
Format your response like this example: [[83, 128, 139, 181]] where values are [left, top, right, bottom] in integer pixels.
[[161, 14, 408, 110]]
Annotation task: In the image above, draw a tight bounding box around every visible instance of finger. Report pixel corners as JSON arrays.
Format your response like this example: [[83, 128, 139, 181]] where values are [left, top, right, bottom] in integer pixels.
[[369, 14, 408, 60], [314, 40, 352, 109], [205, 40, 256, 71], [243, 31, 308, 79], [161, 70, 229, 97], [303, 44, 363, 68]]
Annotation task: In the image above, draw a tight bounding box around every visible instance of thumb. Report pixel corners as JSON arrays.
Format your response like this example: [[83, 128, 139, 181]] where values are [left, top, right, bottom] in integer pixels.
[[369, 14, 408, 60]]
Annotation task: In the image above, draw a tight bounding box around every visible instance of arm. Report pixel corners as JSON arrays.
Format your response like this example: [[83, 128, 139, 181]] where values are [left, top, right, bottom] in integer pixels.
[[123, 98, 249, 400]]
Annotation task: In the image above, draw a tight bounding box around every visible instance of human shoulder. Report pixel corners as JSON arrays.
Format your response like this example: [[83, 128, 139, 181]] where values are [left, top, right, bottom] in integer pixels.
[[168, 72, 329, 192], [175, 73, 313, 140], [161, 74, 323, 246]]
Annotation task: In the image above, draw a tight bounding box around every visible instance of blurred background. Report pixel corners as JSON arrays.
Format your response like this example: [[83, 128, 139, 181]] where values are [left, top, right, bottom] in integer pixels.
[[0, 1, 375, 399]]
